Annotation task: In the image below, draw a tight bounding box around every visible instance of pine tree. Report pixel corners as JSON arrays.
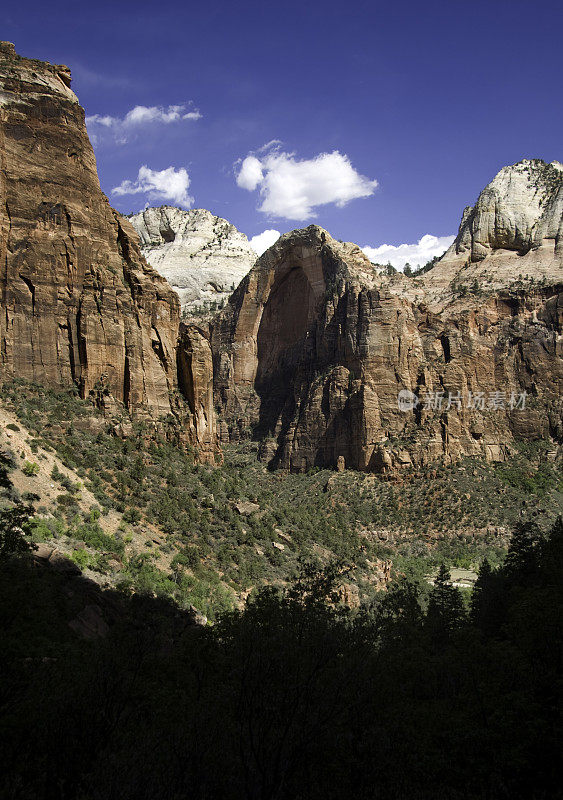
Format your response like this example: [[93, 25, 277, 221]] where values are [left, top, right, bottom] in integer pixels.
[[377, 577, 423, 642], [425, 563, 465, 641], [0, 503, 33, 560], [504, 519, 543, 581], [537, 516, 563, 586], [470, 557, 505, 635]]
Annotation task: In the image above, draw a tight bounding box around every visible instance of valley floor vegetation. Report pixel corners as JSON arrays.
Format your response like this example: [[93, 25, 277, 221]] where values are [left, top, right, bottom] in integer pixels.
[[0, 381, 561, 798], [0, 380, 561, 616]]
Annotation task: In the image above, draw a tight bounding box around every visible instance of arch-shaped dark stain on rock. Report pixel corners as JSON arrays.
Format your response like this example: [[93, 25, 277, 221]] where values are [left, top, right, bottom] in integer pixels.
[[440, 333, 451, 363]]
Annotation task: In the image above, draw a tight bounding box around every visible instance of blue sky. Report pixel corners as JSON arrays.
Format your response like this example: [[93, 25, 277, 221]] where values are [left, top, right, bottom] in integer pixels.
[[4, 0, 562, 265]]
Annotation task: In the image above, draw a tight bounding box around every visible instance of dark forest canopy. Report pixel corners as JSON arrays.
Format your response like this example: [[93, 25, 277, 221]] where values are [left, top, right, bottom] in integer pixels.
[[0, 509, 561, 800]]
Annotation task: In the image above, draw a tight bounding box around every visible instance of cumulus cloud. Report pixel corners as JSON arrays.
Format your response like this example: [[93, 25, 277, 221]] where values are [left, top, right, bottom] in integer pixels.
[[112, 166, 193, 209], [249, 229, 281, 256], [235, 144, 378, 221], [362, 234, 455, 271], [86, 114, 116, 128], [86, 103, 201, 144], [237, 156, 264, 191]]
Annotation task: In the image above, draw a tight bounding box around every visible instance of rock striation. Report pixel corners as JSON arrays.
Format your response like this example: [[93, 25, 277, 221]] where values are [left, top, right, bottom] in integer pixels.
[[0, 42, 215, 458], [0, 43, 560, 475], [129, 206, 257, 315], [212, 163, 563, 472]]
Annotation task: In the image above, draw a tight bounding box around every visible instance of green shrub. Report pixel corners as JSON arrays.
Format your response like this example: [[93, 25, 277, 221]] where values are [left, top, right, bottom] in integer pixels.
[[28, 517, 56, 542], [74, 521, 124, 556], [22, 461, 40, 477], [122, 507, 141, 524], [1, 380, 560, 615], [71, 548, 98, 570], [22, 491, 41, 503], [171, 545, 200, 570]]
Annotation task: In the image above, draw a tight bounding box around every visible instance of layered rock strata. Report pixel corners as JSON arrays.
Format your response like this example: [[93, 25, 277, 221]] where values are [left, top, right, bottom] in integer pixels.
[[1, 42, 560, 474], [0, 42, 215, 457], [212, 162, 562, 471]]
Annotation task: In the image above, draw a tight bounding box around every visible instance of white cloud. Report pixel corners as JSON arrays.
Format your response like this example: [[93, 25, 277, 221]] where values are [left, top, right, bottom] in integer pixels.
[[235, 144, 378, 221], [237, 156, 264, 191], [362, 234, 455, 271], [121, 104, 201, 125], [86, 114, 116, 127], [249, 229, 281, 256], [112, 166, 193, 209], [86, 103, 201, 144]]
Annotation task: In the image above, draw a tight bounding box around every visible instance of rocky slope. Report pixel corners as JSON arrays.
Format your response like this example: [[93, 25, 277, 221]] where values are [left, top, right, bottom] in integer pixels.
[[0, 42, 215, 458], [212, 161, 563, 472], [129, 207, 257, 315]]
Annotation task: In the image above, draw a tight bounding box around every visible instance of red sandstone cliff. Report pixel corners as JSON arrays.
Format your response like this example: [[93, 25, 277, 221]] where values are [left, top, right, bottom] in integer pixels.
[[212, 187, 562, 472], [1, 41, 560, 474], [0, 42, 215, 458]]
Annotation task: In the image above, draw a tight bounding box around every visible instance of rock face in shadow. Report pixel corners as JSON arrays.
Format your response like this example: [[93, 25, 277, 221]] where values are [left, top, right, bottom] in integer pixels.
[[0, 42, 216, 458], [177, 323, 216, 458], [212, 211, 562, 472]]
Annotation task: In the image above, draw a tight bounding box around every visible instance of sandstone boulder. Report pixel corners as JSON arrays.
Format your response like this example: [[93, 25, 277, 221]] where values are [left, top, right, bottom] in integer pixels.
[[68, 603, 110, 639]]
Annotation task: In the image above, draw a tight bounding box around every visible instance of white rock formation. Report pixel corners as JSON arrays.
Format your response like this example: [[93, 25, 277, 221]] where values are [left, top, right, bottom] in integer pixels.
[[450, 159, 563, 262], [129, 206, 257, 315], [421, 159, 563, 296]]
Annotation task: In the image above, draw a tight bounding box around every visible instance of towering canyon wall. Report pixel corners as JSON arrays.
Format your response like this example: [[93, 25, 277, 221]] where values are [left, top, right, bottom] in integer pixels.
[[1, 40, 560, 474], [212, 161, 563, 472], [0, 42, 215, 457]]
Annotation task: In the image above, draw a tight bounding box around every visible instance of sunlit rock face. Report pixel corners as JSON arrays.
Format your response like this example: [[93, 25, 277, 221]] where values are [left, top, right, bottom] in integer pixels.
[[0, 42, 216, 459], [211, 198, 562, 473], [452, 159, 563, 261], [129, 207, 257, 315], [1, 44, 559, 476], [427, 160, 563, 292]]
